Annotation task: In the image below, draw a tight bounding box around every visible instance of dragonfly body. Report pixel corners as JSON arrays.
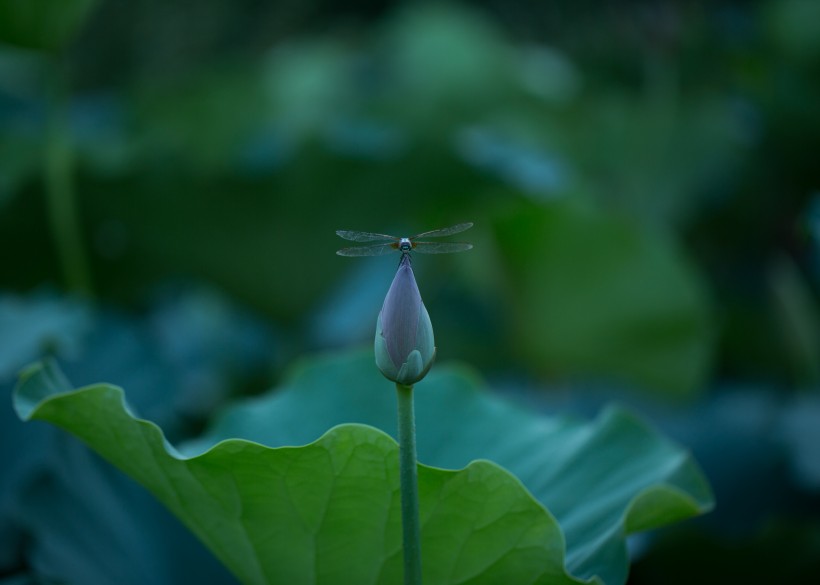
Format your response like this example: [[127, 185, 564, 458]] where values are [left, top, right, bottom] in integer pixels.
[[336, 222, 473, 257]]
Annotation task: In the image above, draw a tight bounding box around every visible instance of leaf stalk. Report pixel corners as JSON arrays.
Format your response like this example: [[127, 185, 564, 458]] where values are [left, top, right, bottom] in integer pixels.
[[45, 53, 92, 296], [396, 382, 422, 584]]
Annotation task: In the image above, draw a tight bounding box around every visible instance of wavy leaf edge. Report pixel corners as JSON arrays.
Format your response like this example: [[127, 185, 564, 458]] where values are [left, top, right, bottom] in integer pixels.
[[14, 359, 597, 585]]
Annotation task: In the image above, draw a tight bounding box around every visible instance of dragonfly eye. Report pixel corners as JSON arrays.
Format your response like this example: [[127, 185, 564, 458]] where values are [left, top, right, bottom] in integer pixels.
[[399, 238, 412, 252]]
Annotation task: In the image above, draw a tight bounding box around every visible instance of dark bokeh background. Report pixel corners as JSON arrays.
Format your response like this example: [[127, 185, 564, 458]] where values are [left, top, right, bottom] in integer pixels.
[[1, 0, 819, 583]]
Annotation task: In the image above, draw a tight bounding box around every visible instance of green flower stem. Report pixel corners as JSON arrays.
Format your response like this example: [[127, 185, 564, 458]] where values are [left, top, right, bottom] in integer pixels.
[[396, 382, 422, 585], [45, 53, 92, 296]]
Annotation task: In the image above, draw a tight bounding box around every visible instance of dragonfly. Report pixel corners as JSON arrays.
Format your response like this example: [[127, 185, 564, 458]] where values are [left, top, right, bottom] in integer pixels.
[[336, 222, 473, 257]]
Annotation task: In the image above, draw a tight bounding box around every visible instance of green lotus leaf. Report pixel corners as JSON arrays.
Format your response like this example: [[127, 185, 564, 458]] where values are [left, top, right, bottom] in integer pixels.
[[14, 359, 589, 585], [15, 351, 713, 584], [187, 350, 713, 585]]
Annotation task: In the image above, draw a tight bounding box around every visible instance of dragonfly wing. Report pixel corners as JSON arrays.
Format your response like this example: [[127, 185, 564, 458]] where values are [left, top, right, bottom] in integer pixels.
[[336, 242, 398, 256], [412, 241, 473, 254], [336, 230, 398, 243], [409, 222, 473, 240]]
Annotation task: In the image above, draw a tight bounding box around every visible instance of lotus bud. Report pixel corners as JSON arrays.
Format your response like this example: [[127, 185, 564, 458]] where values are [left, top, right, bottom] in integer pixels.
[[375, 254, 436, 385]]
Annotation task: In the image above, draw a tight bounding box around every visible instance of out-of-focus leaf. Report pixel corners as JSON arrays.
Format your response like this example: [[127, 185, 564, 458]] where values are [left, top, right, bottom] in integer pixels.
[[8, 434, 235, 584], [780, 395, 820, 491], [0, 294, 90, 576], [0, 0, 99, 51], [308, 257, 392, 347], [455, 126, 570, 199], [494, 200, 714, 398], [517, 45, 581, 104], [565, 94, 743, 227], [0, 53, 47, 207], [769, 256, 820, 387], [0, 289, 261, 436], [0, 382, 51, 576], [264, 41, 356, 141], [380, 4, 516, 122], [182, 351, 711, 584], [0, 293, 91, 381], [134, 67, 270, 172], [14, 361, 592, 585]]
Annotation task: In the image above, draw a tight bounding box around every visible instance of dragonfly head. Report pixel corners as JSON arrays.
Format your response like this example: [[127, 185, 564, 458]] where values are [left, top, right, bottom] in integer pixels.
[[398, 237, 412, 252]]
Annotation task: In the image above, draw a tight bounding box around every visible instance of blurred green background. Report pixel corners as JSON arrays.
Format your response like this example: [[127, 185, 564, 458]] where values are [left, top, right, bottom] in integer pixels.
[[1, 0, 819, 583]]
